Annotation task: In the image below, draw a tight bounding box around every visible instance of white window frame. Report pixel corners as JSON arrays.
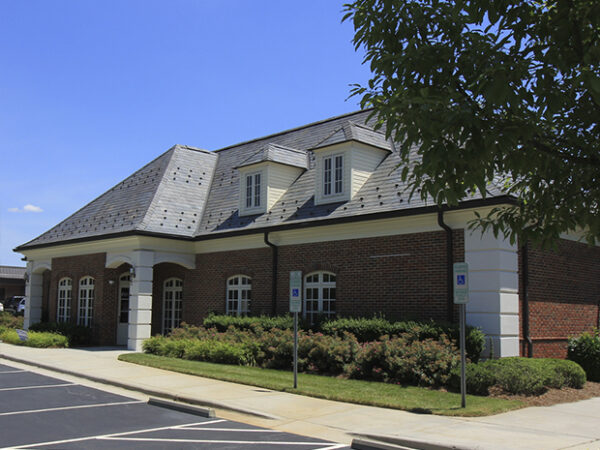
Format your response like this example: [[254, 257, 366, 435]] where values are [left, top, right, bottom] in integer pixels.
[[77, 276, 94, 327], [226, 275, 251, 316], [304, 271, 336, 324], [162, 278, 183, 335], [239, 167, 266, 216], [245, 172, 262, 208], [57, 277, 72, 323], [323, 154, 344, 197]]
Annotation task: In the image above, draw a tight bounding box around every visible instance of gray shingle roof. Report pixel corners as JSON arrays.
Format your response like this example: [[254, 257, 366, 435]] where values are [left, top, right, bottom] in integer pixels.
[[18, 109, 510, 250], [237, 144, 308, 170], [0, 266, 26, 280]]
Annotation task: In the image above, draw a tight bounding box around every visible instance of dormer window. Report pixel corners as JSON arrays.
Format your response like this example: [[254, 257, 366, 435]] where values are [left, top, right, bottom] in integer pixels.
[[324, 154, 343, 196], [245, 172, 261, 208]]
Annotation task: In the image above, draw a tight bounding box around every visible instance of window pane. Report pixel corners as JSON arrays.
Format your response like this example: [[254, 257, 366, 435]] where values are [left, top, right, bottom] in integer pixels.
[[335, 155, 343, 193], [254, 173, 261, 206], [324, 157, 332, 195], [246, 175, 253, 208]]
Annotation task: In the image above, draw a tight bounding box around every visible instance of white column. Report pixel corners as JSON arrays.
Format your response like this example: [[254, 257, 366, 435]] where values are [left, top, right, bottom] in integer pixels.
[[23, 262, 44, 330], [465, 229, 520, 358], [128, 250, 154, 351]]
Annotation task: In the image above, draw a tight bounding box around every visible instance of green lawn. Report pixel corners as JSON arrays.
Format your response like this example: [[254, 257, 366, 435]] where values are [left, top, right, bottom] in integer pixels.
[[118, 353, 523, 417]]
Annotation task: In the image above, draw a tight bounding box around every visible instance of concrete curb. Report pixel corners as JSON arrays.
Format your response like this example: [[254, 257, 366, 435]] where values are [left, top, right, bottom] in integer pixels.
[[353, 433, 478, 450], [148, 397, 215, 418], [0, 353, 281, 421], [352, 438, 413, 450]]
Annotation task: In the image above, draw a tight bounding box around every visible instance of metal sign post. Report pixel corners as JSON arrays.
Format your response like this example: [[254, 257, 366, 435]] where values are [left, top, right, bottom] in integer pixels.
[[289, 271, 302, 389], [453, 262, 469, 408]]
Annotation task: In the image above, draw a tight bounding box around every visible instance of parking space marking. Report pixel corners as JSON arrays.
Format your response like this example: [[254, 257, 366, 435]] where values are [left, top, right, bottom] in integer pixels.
[[0, 400, 144, 417], [314, 445, 347, 450], [0, 383, 75, 392], [8, 420, 219, 449], [99, 437, 337, 445], [180, 427, 281, 432], [0, 370, 25, 374]]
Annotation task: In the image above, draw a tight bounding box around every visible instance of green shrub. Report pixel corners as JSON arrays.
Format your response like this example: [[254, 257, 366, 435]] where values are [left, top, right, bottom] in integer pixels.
[[29, 322, 92, 347], [449, 362, 496, 395], [202, 314, 294, 333], [347, 335, 459, 387], [568, 330, 600, 382], [449, 357, 587, 396], [183, 340, 254, 365], [320, 316, 393, 342], [0, 312, 24, 329], [0, 329, 68, 348]]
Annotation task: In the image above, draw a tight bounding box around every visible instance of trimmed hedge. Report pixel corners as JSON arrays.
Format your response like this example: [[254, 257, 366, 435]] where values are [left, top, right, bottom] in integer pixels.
[[203, 314, 486, 362], [0, 329, 69, 348], [568, 330, 600, 382], [449, 357, 586, 396], [144, 325, 459, 387], [29, 322, 92, 347]]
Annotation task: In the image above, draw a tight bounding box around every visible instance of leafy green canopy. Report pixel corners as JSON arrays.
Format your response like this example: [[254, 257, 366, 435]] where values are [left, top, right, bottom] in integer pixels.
[[344, 0, 600, 246]]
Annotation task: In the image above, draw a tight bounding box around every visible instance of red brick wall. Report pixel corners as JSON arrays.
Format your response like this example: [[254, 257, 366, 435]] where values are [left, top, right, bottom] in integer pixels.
[[520, 239, 600, 358], [189, 247, 273, 322], [42, 229, 465, 343], [49, 253, 115, 345]]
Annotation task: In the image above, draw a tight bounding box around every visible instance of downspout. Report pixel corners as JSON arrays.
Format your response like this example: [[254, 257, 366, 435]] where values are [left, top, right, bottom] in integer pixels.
[[437, 210, 454, 323], [522, 243, 533, 357], [264, 232, 278, 315]]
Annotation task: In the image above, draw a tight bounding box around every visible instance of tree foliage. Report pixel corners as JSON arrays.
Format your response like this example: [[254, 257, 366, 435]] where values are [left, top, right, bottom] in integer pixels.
[[343, 0, 600, 246]]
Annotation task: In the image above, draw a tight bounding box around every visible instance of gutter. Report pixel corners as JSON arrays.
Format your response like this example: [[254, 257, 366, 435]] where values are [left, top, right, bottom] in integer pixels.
[[437, 209, 455, 323], [522, 243, 533, 357], [264, 232, 278, 315]]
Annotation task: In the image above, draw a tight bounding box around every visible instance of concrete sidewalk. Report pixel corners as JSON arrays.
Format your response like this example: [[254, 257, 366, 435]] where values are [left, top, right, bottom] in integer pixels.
[[1, 344, 599, 450]]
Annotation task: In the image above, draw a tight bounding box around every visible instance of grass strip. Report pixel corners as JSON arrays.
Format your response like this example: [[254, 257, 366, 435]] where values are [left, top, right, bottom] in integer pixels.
[[119, 353, 523, 417]]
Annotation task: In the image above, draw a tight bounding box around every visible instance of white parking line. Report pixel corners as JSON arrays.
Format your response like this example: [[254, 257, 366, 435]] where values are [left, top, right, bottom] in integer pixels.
[[100, 437, 335, 445], [315, 445, 347, 450], [0, 400, 144, 417], [0, 383, 75, 392], [6, 420, 223, 449], [0, 370, 25, 374], [180, 427, 281, 432]]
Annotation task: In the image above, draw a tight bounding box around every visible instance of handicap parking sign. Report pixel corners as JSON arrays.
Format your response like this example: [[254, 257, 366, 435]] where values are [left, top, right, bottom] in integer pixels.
[[457, 274, 466, 286]]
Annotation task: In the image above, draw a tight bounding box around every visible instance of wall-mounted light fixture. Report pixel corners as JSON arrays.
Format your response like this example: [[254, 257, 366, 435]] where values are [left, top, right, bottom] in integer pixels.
[[108, 280, 115, 286], [129, 267, 136, 279], [24, 272, 29, 283]]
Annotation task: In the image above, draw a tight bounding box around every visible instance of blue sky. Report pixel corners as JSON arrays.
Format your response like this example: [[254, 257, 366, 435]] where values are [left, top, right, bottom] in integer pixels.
[[0, 0, 370, 267]]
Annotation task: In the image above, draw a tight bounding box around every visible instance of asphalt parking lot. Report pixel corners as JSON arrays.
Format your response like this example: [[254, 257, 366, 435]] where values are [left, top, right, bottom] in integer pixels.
[[0, 363, 350, 450]]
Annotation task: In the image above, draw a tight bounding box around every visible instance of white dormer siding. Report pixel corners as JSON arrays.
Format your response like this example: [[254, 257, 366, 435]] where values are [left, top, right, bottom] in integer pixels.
[[314, 142, 389, 206], [238, 162, 304, 216]]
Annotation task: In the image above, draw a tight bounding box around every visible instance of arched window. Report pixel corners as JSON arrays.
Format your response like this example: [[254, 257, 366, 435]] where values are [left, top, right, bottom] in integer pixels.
[[57, 278, 72, 323], [226, 275, 251, 316], [304, 271, 336, 324], [163, 278, 183, 334], [78, 276, 95, 327]]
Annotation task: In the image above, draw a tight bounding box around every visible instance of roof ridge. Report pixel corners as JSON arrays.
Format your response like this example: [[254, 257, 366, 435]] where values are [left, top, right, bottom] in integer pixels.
[[266, 143, 305, 154], [213, 109, 372, 153], [173, 144, 216, 156]]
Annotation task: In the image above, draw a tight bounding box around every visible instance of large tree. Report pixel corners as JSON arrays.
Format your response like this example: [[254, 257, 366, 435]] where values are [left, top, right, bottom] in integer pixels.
[[343, 0, 600, 246]]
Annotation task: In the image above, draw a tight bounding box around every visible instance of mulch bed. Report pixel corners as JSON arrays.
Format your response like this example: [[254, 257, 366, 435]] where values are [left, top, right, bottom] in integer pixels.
[[489, 381, 600, 407]]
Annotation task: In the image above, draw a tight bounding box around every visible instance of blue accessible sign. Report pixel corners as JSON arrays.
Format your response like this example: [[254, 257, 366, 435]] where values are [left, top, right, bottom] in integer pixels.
[[453, 263, 469, 304]]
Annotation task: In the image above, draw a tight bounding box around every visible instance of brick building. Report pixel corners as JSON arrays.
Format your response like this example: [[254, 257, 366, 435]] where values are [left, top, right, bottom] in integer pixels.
[[15, 110, 600, 357], [0, 266, 26, 303]]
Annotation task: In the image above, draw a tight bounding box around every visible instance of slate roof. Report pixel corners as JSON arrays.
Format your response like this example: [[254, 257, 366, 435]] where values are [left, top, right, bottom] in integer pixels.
[[18, 109, 509, 250], [237, 144, 308, 170]]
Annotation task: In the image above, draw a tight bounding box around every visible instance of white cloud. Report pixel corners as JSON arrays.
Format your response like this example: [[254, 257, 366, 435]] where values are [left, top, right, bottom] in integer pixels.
[[7, 204, 44, 213]]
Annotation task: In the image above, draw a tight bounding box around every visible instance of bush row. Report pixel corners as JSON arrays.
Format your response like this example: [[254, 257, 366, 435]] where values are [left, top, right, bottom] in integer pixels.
[[144, 326, 461, 387], [29, 322, 93, 347], [449, 357, 586, 395], [202, 314, 485, 362], [0, 329, 69, 348], [568, 329, 600, 382], [0, 311, 24, 330]]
